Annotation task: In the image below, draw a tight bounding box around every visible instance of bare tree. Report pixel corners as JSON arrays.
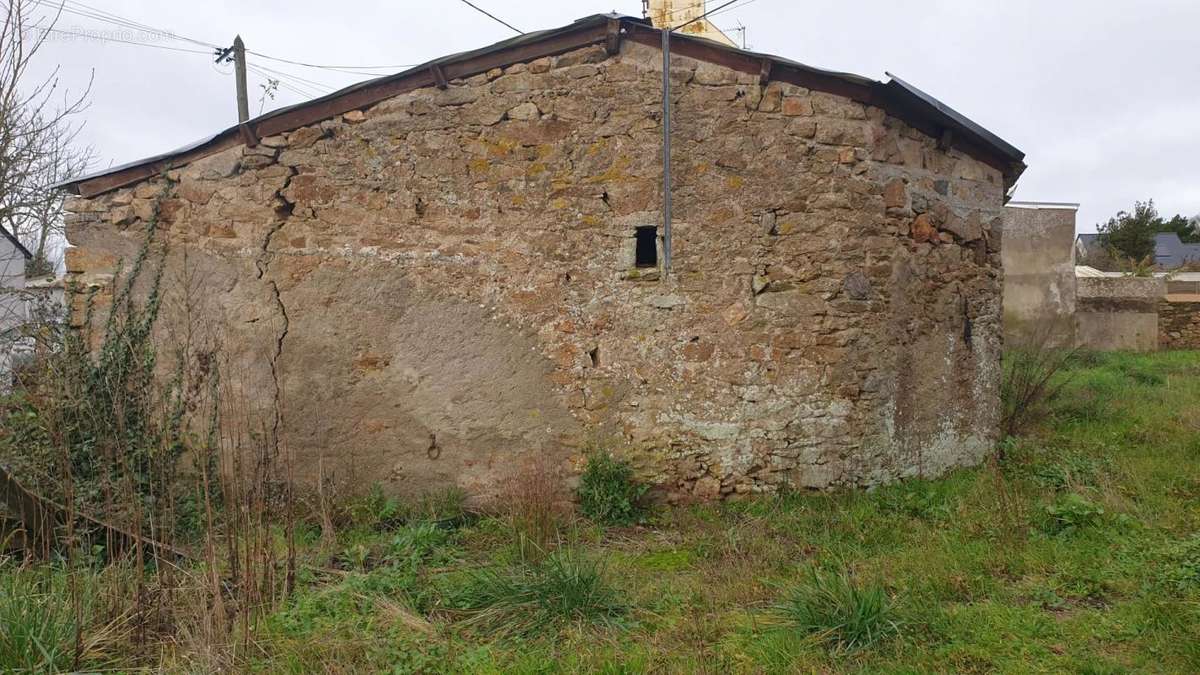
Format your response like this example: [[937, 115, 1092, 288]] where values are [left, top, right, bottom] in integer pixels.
[[0, 0, 93, 276], [0, 1, 92, 390]]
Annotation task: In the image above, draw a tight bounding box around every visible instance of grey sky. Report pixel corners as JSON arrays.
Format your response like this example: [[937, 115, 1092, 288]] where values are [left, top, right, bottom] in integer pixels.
[[34, 0, 1200, 232]]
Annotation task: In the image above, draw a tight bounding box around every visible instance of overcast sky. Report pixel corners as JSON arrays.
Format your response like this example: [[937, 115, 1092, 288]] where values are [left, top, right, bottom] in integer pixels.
[[32, 0, 1200, 231]]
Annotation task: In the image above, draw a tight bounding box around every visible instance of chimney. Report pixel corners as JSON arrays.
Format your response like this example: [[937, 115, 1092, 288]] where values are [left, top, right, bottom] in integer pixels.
[[645, 0, 737, 47]]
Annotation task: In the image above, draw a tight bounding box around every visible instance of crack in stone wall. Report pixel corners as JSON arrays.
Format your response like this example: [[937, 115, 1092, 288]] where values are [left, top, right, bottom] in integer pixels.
[[259, 161, 297, 454]]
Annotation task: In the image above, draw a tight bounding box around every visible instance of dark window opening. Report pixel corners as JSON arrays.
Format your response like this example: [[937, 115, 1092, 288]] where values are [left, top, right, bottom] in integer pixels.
[[634, 226, 657, 268], [588, 347, 600, 368]]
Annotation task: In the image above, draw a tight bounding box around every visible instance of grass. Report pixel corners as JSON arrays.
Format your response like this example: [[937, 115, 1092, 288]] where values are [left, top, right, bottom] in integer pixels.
[[443, 548, 627, 637], [0, 562, 131, 673], [0, 564, 84, 673], [4, 350, 1200, 672], [770, 567, 898, 653]]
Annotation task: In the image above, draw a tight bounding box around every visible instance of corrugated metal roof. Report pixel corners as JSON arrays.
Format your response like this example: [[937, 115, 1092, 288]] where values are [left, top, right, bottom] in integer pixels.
[[58, 13, 1025, 196]]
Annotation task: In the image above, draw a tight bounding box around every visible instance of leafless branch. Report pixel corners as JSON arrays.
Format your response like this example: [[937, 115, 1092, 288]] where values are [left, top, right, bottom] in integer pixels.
[[0, 0, 94, 273]]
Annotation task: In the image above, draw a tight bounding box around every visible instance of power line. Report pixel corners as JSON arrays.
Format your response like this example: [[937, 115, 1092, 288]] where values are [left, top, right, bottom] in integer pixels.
[[29, 0, 220, 49], [244, 62, 325, 96], [246, 63, 324, 100], [675, 0, 743, 32], [657, 0, 759, 23], [34, 0, 417, 76], [244, 49, 419, 77], [456, 0, 521, 35], [245, 60, 338, 92], [41, 25, 330, 101], [656, 0, 728, 21], [42, 27, 213, 54], [705, 0, 761, 21]]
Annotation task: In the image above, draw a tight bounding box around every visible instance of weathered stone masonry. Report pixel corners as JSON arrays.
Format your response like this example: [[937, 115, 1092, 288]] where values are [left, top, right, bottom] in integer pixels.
[[1160, 300, 1200, 350], [63, 37, 1013, 501]]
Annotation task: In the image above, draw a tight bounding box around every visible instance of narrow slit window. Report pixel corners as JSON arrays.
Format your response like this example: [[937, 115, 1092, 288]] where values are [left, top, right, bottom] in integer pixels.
[[635, 226, 657, 268]]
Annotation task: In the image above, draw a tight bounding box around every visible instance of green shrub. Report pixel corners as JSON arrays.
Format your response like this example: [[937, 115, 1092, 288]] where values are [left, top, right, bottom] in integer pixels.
[[771, 568, 897, 653], [445, 548, 626, 636], [578, 451, 647, 525], [1041, 493, 1105, 535]]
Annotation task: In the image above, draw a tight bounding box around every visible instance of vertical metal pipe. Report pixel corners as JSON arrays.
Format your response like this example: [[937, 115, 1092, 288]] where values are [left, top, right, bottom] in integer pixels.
[[661, 27, 672, 274]]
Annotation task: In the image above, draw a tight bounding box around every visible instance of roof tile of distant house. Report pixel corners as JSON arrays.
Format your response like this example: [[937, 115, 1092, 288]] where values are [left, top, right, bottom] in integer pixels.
[[1155, 233, 1200, 267], [1075, 232, 1200, 268]]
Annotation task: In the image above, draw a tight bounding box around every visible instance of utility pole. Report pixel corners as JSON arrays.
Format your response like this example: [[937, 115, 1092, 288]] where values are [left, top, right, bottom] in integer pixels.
[[233, 35, 249, 123]]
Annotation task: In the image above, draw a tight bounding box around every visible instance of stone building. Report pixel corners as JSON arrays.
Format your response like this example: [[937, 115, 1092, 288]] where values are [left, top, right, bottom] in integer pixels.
[[59, 15, 1025, 500]]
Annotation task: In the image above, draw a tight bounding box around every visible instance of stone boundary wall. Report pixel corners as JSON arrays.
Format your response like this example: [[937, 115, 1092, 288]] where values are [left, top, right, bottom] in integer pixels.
[[1000, 205, 1076, 347], [1075, 277, 1165, 352], [1159, 299, 1200, 350], [63, 41, 1008, 501]]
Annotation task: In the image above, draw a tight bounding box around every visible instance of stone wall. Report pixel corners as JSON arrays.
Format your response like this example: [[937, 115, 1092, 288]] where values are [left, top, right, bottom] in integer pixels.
[[1159, 299, 1200, 350], [1000, 204, 1077, 346], [1075, 277, 1165, 352], [63, 41, 1008, 501]]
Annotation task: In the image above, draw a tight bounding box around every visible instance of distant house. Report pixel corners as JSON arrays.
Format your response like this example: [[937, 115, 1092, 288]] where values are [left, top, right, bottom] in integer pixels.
[[1153, 233, 1200, 268], [1074, 232, 1200, 269], [0, 225, 31, 390], [1073, 233, 1103, 263]]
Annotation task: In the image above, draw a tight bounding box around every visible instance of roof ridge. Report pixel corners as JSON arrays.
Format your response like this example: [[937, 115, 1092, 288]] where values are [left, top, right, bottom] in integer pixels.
[[58, 13, 1025, 198]]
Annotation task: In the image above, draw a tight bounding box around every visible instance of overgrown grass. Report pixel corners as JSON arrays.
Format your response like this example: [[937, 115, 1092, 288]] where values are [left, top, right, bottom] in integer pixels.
[[0, 564, 84, 672], [770, 567, 898, 653], [444, 548, 627, 637], [4, 350, 1200, 672], [0, 562, 131, 673]]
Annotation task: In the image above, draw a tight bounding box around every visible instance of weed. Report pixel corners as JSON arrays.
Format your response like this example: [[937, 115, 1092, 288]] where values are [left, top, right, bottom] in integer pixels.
[[1119, 362, 1165, 386], [1000, 324, 1078, 437], [578, 451, 648, 526], [1158, 534, 1200, 593], [878, 479, 957, 521], [340, 542, 372, 572], [1030, 453, 1110, 491], [499, 459, 564, 563], [1040, 493, 1105, 535], [414, 486, 469, 524], [345, 483, 406, 530], [445, 548, 627, 636], [771, 567, 898, 653], [388, 522, 450, 565]]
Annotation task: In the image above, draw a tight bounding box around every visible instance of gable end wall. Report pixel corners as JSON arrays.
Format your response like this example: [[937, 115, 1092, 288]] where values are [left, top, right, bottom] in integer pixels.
[[63, 42, 1007, 501]]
